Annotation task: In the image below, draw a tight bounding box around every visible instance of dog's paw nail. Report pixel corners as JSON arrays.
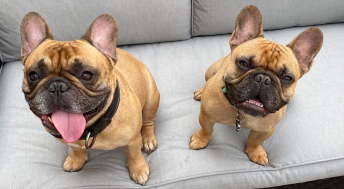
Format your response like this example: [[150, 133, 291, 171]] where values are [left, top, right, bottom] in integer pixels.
[[148, 142, 155, 150]]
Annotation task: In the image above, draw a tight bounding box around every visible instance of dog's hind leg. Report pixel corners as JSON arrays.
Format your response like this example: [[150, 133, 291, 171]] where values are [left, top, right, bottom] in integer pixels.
[[141, 79, 160, 153], [193, 88, 204, 101], [194, 57, 226, 101]]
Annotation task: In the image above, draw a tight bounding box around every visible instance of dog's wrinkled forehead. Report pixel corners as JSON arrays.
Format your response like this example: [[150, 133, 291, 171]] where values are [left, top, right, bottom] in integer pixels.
[[232, 38, 301, 78], [24, 39, 112, 72]]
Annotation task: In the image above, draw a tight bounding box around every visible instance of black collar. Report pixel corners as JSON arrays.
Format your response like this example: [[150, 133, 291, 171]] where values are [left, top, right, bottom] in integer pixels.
[[51, 82, 120, 143]]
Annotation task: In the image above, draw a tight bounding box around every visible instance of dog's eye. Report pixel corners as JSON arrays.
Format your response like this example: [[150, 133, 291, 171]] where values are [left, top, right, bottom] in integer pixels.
[[28, 71, 40, 82], [80, 71, 93, 81], [281, 74, 293, 84], [236, 58, 251, 70]]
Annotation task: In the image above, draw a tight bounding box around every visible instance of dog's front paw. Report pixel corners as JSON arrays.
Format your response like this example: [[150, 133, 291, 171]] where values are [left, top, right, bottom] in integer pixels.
[[63, 152, 88, 172], [245, 145, 268, 166], [189, 133, 209, 150], [128, 159, 150, 185], [193, 88, 203, 101]]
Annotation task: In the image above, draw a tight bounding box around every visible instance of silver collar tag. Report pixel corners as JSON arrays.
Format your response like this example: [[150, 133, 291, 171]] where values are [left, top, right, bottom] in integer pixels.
[[235, 110, 241, 132]]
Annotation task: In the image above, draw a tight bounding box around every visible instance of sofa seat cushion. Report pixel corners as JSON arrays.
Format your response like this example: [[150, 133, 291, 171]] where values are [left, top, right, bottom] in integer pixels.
[[0, 24, 343, 188]]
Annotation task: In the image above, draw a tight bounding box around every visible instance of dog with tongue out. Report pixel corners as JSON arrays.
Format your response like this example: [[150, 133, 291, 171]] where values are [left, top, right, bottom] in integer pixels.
[[190, 5, 323, 166], [20, 12, 160, 185]]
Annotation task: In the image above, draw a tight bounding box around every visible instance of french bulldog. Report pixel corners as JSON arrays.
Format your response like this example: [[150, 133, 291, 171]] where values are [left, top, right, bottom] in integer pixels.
[[189, 5, 323, 165], [20, 12, 160, 184]]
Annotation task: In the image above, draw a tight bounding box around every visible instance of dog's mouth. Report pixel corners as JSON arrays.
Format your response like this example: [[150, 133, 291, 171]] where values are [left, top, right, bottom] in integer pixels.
[[223, 85, 269, 116], [40, 100, 106, 143], [237, 98, 268, 116]]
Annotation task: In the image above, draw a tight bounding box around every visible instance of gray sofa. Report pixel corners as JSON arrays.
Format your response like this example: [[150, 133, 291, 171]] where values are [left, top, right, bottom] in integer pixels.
[[1, 0, 344, 188]]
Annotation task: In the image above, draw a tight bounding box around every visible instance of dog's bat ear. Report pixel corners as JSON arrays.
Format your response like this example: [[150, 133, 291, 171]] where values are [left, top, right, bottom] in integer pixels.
[[229, 5, 264, 50], [287, 27, 323, 75], [20, 12, 53, 57], [82, 14, 118, 62]]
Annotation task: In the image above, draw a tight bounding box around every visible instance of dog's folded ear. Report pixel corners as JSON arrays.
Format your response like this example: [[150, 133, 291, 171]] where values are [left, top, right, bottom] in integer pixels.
[[82, 14, 118, 62], [287, 28, 323, 74], [230, 5, 264, 50], [20, 12, 53, 57]]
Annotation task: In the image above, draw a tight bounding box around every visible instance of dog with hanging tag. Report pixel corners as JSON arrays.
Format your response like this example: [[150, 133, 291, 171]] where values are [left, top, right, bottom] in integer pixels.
[[189, 5, 323, 165]]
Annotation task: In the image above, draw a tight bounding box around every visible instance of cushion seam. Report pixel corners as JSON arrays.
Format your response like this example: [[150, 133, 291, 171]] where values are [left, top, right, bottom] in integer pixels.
[[0, 52, 3, 74], [191, 0, 194, 36]]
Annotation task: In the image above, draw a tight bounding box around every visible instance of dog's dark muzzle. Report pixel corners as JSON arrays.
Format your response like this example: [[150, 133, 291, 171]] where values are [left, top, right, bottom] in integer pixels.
[[224, 70, 287, 116]]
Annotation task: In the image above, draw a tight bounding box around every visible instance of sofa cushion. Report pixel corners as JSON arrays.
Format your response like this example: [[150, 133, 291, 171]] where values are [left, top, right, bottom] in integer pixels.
[[192, 0, 344, 36], [0, 24, 343, 188], [0, 0, 191, 63]]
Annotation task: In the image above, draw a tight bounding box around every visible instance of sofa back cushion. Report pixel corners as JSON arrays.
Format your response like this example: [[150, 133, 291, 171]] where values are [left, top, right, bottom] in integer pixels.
[[0, 0, 191, 63], [192, 0, 344, 36]]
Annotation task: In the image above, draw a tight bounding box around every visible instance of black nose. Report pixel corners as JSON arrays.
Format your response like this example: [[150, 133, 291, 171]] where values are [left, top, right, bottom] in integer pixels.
[[255, 73, 271, 85], [48, 79, 70, 94]]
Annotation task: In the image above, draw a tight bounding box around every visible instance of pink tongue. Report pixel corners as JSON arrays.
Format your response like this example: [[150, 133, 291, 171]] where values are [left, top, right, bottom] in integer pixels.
[[51, 111, 86, 143]]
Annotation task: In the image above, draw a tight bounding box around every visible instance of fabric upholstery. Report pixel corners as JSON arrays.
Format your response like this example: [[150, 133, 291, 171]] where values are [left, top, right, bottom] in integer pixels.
[[0, 24, 343, 188]]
